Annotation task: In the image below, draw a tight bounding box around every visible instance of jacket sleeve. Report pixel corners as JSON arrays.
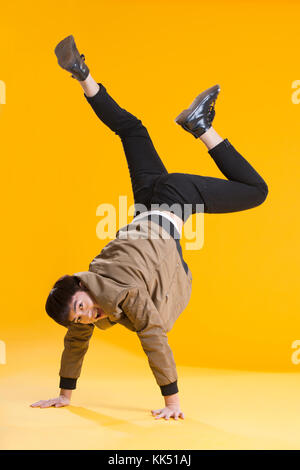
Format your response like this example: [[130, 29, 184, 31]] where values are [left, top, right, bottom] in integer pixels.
[[120, 287, 179, 396], [59, 322, 95, 390], [96, 317, 118, 330]]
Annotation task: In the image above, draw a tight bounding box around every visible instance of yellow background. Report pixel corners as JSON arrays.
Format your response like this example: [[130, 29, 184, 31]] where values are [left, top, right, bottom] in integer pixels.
[[1, 0, 300, 450]]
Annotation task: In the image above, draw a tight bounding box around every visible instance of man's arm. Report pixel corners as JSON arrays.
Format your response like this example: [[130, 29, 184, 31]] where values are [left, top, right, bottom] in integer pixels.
[[59, 322, 95, 390], [30, 322, 94, 408], [120, 287, 184, 419]]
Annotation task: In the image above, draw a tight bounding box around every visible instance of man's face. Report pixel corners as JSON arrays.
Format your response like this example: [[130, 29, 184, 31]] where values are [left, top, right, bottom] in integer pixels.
[[68, 289, 108, 324]]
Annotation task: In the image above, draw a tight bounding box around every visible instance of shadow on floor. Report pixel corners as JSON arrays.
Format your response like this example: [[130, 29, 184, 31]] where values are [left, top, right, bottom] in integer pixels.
[[67, 405, 143, 429], [66, 405, 296, 450], [80, 401, 148, 413]]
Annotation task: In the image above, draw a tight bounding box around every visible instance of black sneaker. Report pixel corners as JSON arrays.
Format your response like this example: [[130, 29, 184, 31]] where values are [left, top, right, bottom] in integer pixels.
[[175, 84, 220, 138]]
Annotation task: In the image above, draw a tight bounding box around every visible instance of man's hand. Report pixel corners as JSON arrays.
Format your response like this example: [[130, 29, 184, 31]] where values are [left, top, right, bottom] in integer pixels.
[[31, 391, 71, 408], [151, 405, 184, 420], [151, 391, 184, 420]]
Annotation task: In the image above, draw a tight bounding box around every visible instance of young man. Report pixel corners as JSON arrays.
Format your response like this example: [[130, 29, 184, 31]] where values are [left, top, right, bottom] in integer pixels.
[[31, 36, 268, 420]]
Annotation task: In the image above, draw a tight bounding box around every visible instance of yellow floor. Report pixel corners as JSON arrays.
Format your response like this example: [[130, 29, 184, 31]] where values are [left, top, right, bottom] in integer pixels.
[[1, 334, 300, 450]]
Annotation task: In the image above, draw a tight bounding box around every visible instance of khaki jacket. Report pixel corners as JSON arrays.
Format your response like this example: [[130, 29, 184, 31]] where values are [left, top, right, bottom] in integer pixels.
[[59, 216, 192, 396]]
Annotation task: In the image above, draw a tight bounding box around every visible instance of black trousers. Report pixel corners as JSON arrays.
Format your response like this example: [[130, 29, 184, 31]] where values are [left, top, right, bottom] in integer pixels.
[[84, 83, 268, 222]]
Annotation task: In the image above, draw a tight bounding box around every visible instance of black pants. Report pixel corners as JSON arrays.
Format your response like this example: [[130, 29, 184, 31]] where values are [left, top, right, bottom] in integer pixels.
[[84, 83, 268, 222]]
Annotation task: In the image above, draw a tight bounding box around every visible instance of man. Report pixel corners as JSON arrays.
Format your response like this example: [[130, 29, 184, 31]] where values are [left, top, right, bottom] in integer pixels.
[[31, 35, 268, 420]]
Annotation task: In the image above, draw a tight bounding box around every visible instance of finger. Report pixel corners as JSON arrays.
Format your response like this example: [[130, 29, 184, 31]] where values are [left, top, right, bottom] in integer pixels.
[[55, 403, 64, 408], [155, 413, 164, 419], [179, 412, 185, 419], [40, 400, 55, 408], [32, 400, 48, 407], [151, 409, 161, 415], [174, 413, 179, 420]]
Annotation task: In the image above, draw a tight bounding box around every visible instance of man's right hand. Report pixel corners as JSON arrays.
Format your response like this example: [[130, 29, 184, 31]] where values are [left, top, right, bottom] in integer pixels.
[[30, 394, 70, 408]]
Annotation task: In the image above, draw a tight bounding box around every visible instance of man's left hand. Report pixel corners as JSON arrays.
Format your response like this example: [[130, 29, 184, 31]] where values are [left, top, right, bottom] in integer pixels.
[[151, 405, 184, 420]]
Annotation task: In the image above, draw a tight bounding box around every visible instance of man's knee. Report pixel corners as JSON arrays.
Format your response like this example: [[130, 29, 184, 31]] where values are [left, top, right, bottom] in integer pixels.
[[117, 118, 148, 138]]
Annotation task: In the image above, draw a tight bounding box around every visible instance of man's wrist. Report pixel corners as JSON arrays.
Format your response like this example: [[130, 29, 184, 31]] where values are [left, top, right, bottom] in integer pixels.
[[60, 388, 72, 400], [164, 392, 180, 407]]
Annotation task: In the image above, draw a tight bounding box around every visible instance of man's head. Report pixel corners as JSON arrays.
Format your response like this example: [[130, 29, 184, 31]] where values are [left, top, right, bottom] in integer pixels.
[[45, 275, 107, 327]]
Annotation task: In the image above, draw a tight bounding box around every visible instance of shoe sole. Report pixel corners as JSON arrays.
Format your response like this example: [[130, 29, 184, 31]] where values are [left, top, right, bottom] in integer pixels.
[[175, 84, 220, 125], [54, 35, 77, 70]]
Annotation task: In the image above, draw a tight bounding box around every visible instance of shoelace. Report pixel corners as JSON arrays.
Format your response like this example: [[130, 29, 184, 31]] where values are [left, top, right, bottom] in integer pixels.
[[207, 100, 216, 119], [207, 99, 216, 123], [71, 54, 86, 79]]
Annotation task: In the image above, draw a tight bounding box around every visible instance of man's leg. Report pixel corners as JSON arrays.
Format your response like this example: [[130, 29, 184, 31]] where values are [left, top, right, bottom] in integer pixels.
[[79, 74, 168, 215], [151, 127, 268, 222]]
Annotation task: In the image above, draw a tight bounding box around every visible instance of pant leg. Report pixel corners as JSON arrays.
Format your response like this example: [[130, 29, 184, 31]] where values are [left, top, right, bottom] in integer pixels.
[[151, 138, 268, 222], [84, 83, 168, 214]]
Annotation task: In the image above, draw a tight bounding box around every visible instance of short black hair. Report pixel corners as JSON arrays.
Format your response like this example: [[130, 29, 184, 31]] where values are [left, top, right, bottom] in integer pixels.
[[45, 275, 89, 328]]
